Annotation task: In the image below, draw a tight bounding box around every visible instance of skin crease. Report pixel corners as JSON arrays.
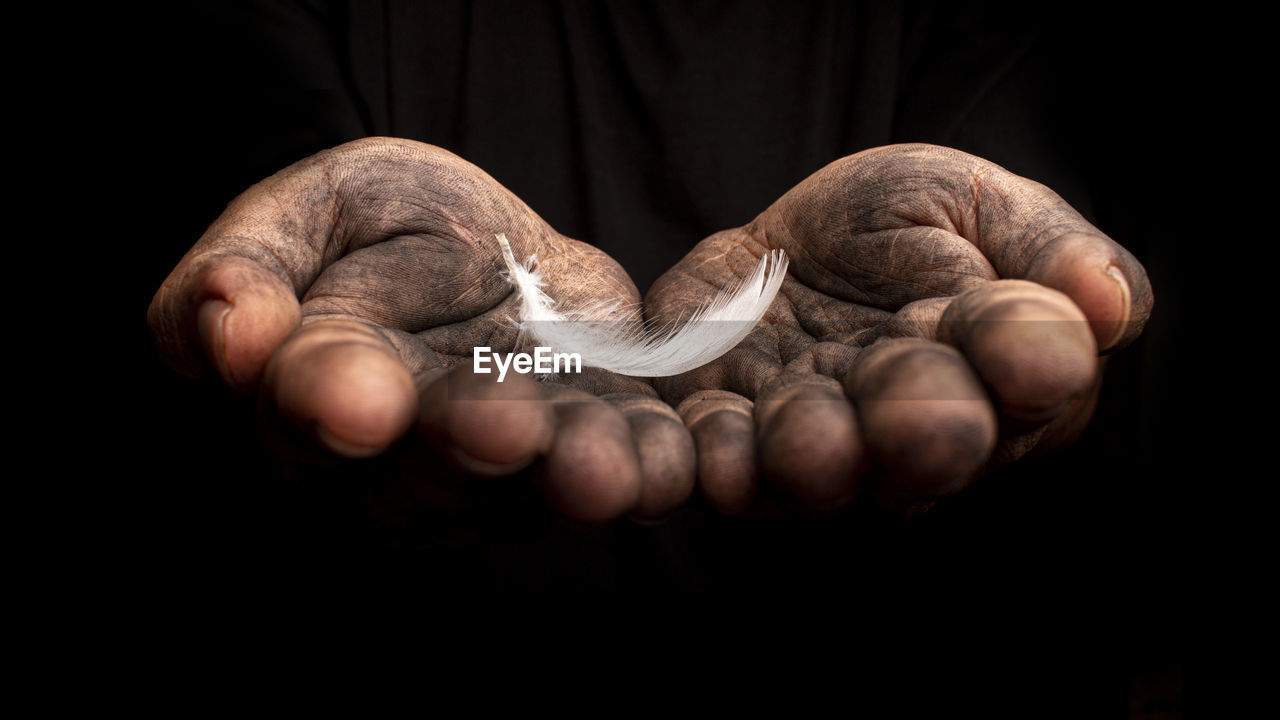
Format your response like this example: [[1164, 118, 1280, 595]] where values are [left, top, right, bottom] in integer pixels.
[[150, 137, 686, 526], [149, 138, 1151, 531], [648, 143, 1151, 515]]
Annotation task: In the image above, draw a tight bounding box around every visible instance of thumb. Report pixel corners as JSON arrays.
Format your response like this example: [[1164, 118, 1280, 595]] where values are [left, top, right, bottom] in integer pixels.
[[146, 143, 348, 391], [952, 149, 1154, 353], [148, 255, 301, 391]]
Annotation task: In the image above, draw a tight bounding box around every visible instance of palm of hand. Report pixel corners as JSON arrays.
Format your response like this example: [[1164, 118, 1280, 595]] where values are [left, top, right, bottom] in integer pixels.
[[151, 139, 1150, 527], [646, 144, 1151, 513], [150, 138, 693, 524]]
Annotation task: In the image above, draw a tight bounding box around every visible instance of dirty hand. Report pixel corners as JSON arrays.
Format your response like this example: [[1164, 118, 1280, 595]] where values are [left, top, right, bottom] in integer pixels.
[[148, 138, 694, 524], [646, 144, 1152, 514]]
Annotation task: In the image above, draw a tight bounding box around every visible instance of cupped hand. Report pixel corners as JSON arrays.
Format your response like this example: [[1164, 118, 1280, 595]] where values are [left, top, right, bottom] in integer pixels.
[[148, 138, 694, 524], [646, 144, 1153, 514]]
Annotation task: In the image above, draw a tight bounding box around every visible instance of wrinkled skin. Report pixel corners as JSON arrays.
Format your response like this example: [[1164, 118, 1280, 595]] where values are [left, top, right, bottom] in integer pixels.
[[149, 137, 694, 525], [148, 138, 1151, 530], [647, 143, 1152, 514]]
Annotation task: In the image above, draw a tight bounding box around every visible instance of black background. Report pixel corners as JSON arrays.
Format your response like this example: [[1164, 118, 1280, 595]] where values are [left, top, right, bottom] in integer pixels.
[[108, 1, 1191, 710]]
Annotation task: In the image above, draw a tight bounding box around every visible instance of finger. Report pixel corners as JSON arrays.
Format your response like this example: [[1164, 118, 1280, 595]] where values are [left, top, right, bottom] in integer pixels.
[[538, 386, 644, 524], [845, 337, 997, 504], [962, 167, 1152, 352], [748, 144, 1152, 351], [676, 391, 757, 514], [918, 150, 1154, 352], [903, 144, 1152, 352], [147, 148, 341, 390], [937, 280, 1097, 424], [754, 374, 865, 507], [148, 138, 561, 391], [1019, 231, 1149, 353], [261, 319, 418, 459], [417, 364, 555, 476], [604, 393, 696, 521], [149, 251, 304, 392]]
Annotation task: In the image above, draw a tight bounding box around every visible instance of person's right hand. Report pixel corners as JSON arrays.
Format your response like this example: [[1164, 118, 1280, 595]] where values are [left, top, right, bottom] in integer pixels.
[[148, 138, 695, 526]]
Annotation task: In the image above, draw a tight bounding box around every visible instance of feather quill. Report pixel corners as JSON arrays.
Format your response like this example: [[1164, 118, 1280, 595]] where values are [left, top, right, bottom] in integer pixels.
[[496, 233, 788, 377]]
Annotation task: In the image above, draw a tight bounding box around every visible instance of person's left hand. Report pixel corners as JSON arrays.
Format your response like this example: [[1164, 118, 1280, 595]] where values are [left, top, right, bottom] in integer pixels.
[[645, 144, 1153, 515]]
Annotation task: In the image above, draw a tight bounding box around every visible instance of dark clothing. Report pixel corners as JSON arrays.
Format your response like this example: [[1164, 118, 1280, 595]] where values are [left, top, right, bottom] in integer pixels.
[[159, 1, 1167, 291], [136, 3, 1184, 706]]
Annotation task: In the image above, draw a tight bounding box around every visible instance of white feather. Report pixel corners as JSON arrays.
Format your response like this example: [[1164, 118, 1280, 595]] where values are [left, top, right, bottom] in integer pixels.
[[495, 233, 788, 377]]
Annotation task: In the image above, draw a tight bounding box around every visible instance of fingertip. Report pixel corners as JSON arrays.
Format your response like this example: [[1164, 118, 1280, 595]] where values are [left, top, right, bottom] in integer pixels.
[[867, 405, 995, 502], [755, 378, 864, 507], [846, 339, 997, 501], [611, 398, 695, 521], [196, 299, 232, 384], [677, 391, 757, 514], [1098, 264, 1133, 351], [540, 399, 643, 524], [628, 412, 696, 521], [941, 281, 1097, 424], [1025, 233, 1147, 353], [268, 324, 417, 459], [421, 367, 555, 475], [192, 257, 301, 391], [313, 361, 418, 458], [690, 410, 757, 514], [975, 317, 1094, 424], [1037, 254, 1129, 352]]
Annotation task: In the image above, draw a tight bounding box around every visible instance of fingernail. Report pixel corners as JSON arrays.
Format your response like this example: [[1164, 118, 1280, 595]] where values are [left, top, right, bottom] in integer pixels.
[[450, 445, 539, 477], [197, 299, 234, 386], [316, 423, 386, 459], [1100, 264, 1131, 351]]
